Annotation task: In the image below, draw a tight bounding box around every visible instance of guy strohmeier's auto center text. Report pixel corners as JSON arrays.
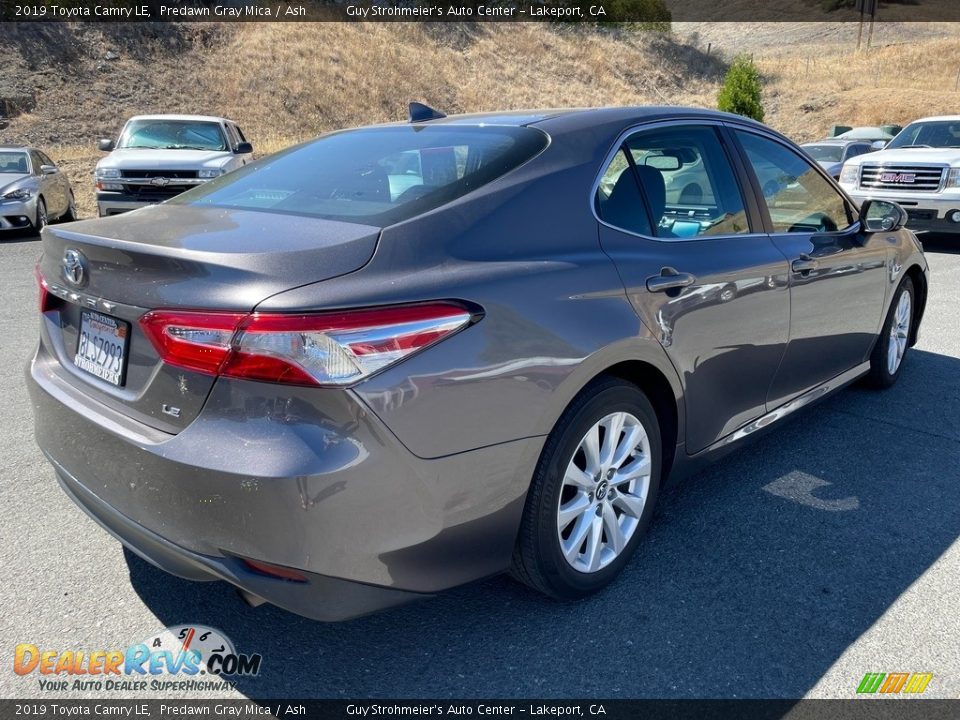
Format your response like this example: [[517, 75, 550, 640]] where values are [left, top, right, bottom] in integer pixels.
[[11, 3, 611, 20]]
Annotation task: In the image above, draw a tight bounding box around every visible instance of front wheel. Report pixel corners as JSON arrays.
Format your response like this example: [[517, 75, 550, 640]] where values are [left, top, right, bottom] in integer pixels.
[[32, 197, 47, 233], [511, 377, 662, 599], [865, 276, 914, 388], [60, 191, 77, 222]]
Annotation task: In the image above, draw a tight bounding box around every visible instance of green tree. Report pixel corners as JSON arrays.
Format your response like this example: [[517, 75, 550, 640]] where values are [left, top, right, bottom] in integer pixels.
[[717, 55, 764, 122]]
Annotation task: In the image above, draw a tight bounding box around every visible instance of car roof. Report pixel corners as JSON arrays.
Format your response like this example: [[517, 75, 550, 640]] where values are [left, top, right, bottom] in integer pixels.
[[910, 115, 960, 123], [803, 139, 867, 146], [401, 106, 769, 130], [125, 114, 233, 124], [0, 146, 31, 151]]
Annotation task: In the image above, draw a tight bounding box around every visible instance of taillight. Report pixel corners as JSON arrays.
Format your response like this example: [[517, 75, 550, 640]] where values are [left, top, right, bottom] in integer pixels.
[[241, 558, 307, 583], [140, 303, 475, 386], [140, 311, 246, 376], [35, 265, 50, 313]]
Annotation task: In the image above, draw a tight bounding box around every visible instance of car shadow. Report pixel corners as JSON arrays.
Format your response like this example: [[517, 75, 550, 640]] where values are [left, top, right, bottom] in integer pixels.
[[125, 348, 960, 699], [918, 233, 960, 255]]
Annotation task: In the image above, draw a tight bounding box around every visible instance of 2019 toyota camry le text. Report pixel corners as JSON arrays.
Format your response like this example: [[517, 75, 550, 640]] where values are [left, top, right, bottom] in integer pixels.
[[29, 106, 928, 621]]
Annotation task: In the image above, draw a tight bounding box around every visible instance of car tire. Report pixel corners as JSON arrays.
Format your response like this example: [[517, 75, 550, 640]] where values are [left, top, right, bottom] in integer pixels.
[[60, 192, 77, 223], [864, 276, 914, 389], [511, 377, 662, 599], [32, 197, 47, 233]]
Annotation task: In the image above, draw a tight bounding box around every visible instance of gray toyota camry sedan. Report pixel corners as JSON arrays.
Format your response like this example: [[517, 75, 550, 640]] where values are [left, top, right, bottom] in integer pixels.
[[29, 106, 928, 621]]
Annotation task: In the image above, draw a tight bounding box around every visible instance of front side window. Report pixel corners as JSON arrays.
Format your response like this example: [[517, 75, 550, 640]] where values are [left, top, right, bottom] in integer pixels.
[[118, 120, 228, 151], [596, 124, 750, 239], [30, 151, 44, 175], [736, 131, 854, 234], [175, 125, 548, 227]]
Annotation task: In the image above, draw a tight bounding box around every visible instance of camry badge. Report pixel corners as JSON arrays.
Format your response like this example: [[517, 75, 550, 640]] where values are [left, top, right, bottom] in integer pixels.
[[62, 248, 87, 287]]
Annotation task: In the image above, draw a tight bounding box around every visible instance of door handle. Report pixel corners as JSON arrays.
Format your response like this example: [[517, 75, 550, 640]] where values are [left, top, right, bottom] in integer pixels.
[[792, 254, 818, 273], [646, 267, 697, 293]]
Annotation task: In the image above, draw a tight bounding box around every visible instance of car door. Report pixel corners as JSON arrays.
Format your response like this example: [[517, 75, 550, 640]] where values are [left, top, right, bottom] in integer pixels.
[[731, 128, 890, 407], [30, 150, 62, 217], [596, 122, 791, 454]]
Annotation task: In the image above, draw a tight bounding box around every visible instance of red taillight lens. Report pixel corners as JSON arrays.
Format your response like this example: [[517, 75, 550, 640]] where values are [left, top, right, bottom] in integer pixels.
[[241, 558, 308, 583], [140, 310, 246, 376], [139, 303, 474, 386], [35, 266, 50, 313]]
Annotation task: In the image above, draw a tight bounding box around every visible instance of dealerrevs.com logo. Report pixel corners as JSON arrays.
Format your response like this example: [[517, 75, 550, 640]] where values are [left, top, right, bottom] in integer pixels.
[[14, 625, 262, 693]]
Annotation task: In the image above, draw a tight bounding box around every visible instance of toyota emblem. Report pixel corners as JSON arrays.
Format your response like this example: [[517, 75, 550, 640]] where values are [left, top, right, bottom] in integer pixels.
[[63, 248, 87, 287]]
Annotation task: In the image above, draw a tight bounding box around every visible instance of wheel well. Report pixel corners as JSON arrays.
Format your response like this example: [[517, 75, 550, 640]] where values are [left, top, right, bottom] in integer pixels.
[[600, 361, 679, 480], [905, 264, 927, 346]]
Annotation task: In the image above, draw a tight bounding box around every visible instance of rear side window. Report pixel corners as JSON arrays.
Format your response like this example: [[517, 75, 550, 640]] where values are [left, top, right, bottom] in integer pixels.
[[596, 124, 751, 239], [177, 125, 548, 227], [595, 148, 653, 237]]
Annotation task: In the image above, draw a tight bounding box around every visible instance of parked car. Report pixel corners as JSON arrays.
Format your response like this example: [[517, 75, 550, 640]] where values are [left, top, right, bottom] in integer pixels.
[[838, 115, 960, 235], [801, 139, 875, 179], [0, 146, 76, 233], [95, 114, 253, 217], [30, 106, 927, 621], [834, 126, 898, 147]]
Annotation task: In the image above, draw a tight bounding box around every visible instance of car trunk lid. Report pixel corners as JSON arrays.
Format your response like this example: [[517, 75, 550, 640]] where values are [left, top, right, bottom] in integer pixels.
[[37, 204, 379, 433]]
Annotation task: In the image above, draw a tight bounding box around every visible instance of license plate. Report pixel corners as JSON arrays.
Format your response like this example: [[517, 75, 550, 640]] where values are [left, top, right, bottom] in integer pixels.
[[74, 310, 129, 387]]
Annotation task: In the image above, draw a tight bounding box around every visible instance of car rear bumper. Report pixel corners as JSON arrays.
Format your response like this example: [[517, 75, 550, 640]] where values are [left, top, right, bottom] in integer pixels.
[[28, 342, 537, 620], [50, 456, 425, 621]]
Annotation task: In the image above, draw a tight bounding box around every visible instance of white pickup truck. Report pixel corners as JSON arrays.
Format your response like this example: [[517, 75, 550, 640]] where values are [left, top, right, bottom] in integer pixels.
[[838, 115, 960, 235], [94, 114, 253, 217]]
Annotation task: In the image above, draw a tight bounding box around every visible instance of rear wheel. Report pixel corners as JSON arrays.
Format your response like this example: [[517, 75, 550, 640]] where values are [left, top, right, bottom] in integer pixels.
[[511, 378, 661, 599], [865, 276, 914, 388]]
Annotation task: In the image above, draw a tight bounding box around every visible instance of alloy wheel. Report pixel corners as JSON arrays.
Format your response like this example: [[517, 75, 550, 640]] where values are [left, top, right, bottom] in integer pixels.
[[887, 291, 911, 375], [556, 411, 651, 573]]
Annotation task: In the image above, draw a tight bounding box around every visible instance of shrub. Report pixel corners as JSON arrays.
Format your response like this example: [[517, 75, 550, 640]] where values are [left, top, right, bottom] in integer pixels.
[[717, 55, 764, 122]]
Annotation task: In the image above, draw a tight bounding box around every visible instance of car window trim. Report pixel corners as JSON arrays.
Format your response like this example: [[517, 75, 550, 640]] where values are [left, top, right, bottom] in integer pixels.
[[590, 118, 769, 243], [724, 123, 863, 236]]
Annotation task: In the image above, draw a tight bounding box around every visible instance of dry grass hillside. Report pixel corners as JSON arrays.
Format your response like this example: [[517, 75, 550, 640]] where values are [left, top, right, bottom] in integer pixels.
[[1, 21, 958, 218]]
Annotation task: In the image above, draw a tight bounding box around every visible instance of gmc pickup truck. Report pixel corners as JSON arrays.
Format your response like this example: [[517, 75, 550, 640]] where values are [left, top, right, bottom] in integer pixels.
[[839, 115, 960, 235], [94, 114, 253, 216]]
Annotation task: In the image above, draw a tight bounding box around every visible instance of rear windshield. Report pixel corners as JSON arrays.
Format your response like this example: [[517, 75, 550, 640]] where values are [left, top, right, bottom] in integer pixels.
[[174, 125, 548, 227]]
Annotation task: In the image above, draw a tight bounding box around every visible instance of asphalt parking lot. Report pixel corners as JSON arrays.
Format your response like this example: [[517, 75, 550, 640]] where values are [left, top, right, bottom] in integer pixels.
[[1, 231, 958, 701]]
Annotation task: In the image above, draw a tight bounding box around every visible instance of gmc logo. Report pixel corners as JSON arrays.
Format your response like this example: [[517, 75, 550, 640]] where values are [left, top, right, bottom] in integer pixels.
[[880, 172, 917, 184]]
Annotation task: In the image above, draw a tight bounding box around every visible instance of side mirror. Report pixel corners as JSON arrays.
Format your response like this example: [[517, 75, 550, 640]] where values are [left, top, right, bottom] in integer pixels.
[[98, 138, 115, 152], [870, 140, 888, 150], [861, 199, 907, 232], [234, 142, 253, 155], [40, 164, 58, 175]]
